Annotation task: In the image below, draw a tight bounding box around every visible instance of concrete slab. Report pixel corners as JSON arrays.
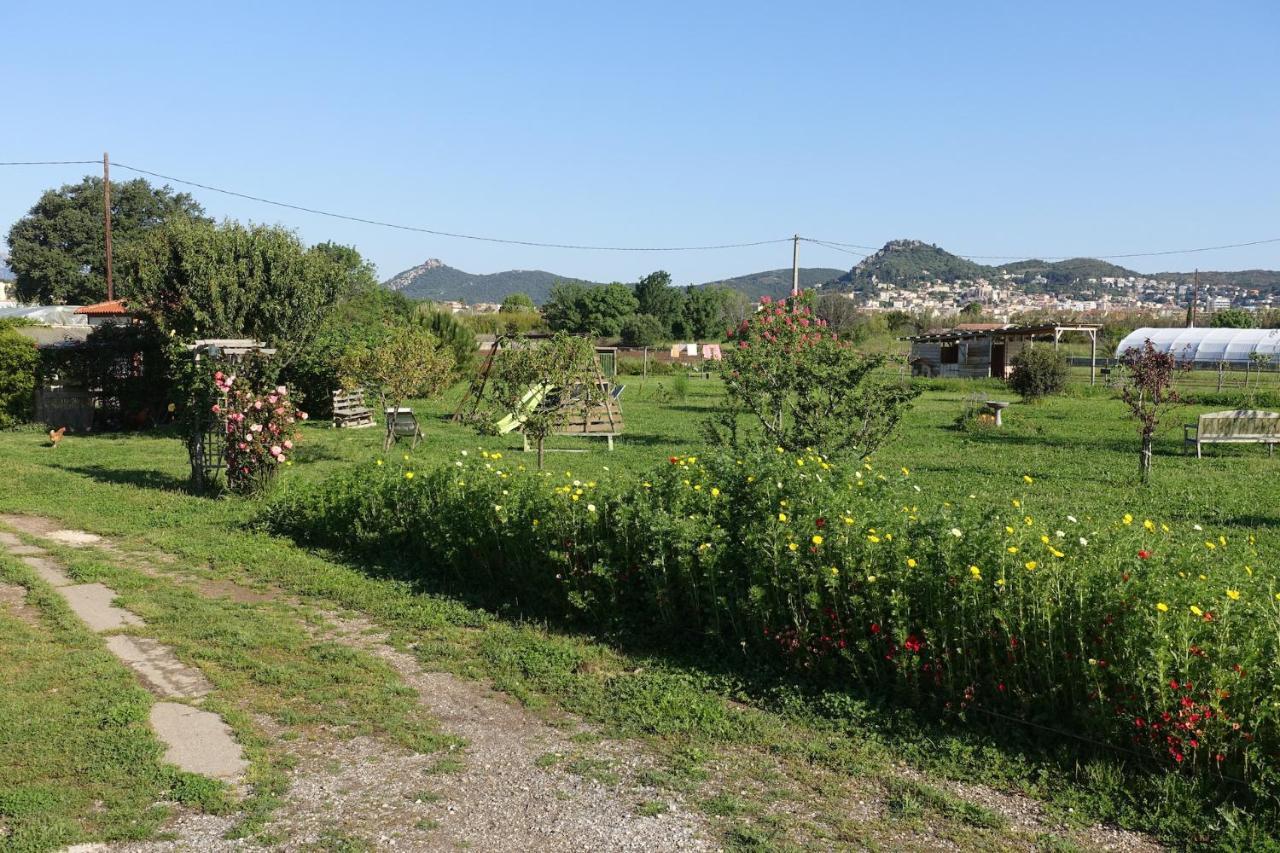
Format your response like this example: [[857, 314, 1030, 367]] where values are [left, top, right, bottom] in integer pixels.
[[60, 583, 143, 632], [6, 544, 45, 556], [149, 702, 248, 782], [19, 555, 73, 587], [105, 635, 213, 699], [45, 529, 103, 548]]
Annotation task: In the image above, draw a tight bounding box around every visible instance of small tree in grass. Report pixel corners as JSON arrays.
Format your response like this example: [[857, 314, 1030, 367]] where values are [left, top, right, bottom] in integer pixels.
[[479, 333, 603, 469], [1121, 340, 1184, 484], [708, 292, 919, 458], [1008, 346, 1069, 400], [341, 325, 455, 433]]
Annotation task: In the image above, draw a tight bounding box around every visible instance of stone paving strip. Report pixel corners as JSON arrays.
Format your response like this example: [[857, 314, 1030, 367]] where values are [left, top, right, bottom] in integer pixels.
[[0, 522, 248, 786]]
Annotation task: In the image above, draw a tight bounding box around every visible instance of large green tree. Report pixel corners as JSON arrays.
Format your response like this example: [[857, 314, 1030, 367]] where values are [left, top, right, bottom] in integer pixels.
[[634, 271, 685, 336], [544, 282, 637, 336], [6, 176, 209, 304], [118, 219, 349, 369]]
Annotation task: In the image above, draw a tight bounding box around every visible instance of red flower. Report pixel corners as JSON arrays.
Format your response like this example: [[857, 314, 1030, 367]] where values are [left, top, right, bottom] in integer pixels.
[[870, 623, 881, 635], [815, 517, 826, 529], [904, 634, 923, 653], [1138, 549, 1151, 559]]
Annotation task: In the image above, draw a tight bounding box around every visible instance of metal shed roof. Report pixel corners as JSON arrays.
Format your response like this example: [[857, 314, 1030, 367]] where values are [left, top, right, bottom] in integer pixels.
[[1114, 327, 1280, 363]]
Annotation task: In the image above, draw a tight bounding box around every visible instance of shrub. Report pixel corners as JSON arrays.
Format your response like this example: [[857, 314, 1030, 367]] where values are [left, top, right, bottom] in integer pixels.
[[617, 357, 673, 376], [1008, 347, 1068, 399], [266, 447, 1280, 795], [670, 370, 690, 402], [710, 292, 919, 458], [0, 326, 38, 428], [620, 314, 666, 347], [220, 375, 306, 495]]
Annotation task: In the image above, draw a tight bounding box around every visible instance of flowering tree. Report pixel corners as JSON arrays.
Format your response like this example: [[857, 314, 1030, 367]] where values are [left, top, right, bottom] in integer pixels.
[[1121, 340, 1184, 484], [708, 292, 919, 458], [214, 371, 307, 495]]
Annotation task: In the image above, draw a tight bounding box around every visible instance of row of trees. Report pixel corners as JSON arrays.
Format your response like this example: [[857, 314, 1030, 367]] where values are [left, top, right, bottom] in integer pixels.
[[543, 271, 754, 345]]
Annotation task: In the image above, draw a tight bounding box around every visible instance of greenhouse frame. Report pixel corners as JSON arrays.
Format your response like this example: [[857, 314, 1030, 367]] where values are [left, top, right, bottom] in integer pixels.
[[1114, 327, 1280, 365]]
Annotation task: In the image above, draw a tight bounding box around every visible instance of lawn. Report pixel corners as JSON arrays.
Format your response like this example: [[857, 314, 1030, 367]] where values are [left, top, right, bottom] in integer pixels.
[[2, 376, 1279, 848]]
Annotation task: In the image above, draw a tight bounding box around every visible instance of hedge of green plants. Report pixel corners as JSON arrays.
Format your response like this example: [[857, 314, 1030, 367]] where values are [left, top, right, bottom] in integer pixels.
[[264, 447, 1280, 795]]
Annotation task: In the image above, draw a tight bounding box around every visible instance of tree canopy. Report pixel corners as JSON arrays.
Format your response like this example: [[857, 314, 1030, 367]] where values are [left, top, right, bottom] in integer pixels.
[[6, 176, 209, 304], [500, 292, 537, 313], [118, 219, 350, 368], [544, 282, 638, 336]]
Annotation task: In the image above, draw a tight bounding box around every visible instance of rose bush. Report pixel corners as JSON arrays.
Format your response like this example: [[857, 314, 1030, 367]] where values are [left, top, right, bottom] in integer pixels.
[[213, 370, 307, 494]]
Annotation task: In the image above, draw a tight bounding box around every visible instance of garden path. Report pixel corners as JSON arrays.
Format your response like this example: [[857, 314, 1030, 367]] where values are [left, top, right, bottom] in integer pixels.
[[0, 515, 711, 852]]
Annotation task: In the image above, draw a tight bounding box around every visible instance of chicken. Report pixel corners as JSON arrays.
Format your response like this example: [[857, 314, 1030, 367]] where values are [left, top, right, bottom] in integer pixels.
[[48, 427, 66, 448]]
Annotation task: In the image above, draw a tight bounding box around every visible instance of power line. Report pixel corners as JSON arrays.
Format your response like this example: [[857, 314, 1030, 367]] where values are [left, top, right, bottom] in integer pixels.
[[3, 159, 1278, 262], [106, 162, 792, 253], [0, 160, 102, 166]]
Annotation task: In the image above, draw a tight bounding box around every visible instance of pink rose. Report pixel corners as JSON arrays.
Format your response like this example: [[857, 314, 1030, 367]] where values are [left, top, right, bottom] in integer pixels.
[[271, 445, 282, 455], [276, 386, 287, 396], [211, 404, 221, 414], [283, 440, 293, 449], [214, 371, 224, 381], [254, 401, 263, 410], [268, 395, 278, 405], [299, 412, 308, 420], [250, 424, 263, 433]]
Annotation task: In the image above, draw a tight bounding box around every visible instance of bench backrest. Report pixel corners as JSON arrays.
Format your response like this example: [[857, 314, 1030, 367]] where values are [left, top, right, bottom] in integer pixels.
[[385, 408, 418, 434], [1198, 410, 1280, 439]]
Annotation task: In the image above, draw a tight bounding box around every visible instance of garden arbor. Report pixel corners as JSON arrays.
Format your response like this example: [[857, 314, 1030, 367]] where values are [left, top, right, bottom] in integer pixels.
[[185, 339, 275, 492]]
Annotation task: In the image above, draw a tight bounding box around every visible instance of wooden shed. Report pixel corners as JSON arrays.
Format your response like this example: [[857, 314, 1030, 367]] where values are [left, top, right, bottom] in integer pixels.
[[905, 323, 1102, 383]]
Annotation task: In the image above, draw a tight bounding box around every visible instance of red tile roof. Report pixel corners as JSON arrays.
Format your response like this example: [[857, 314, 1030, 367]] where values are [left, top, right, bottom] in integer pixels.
[[74, 299, 130, 316]]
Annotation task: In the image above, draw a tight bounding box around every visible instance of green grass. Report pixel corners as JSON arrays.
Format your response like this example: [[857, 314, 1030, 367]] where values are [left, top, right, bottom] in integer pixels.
[[0, 555, 223, 851], [2, 378, 1279, 847]]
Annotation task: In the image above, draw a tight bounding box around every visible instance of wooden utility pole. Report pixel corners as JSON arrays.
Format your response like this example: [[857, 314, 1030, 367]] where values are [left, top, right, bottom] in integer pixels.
[[791, 234, 799, 297], [103, 152, 114, 301], [1186, 268, 1199, 328]]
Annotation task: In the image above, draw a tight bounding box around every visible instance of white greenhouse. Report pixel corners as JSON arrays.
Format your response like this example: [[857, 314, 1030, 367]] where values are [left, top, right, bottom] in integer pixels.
[[1114, 327, 1280, 365]]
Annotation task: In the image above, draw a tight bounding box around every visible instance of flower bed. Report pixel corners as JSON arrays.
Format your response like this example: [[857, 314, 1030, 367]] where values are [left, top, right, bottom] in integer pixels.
[[264, 448, 1280, 791]]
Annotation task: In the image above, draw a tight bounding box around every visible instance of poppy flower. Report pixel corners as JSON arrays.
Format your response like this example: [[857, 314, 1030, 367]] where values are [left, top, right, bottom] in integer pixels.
[[1138, 550, 1151, 559]]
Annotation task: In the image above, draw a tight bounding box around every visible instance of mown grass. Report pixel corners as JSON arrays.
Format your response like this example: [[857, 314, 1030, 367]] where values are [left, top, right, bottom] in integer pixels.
[[2, 378, 1279, 847]]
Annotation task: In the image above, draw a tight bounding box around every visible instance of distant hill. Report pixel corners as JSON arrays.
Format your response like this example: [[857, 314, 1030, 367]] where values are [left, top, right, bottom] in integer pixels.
[[823, 239, 1154, 295], [694, 267, 844, 301], [383, 259, 603, 303], [1157, 269, 1280, 292]]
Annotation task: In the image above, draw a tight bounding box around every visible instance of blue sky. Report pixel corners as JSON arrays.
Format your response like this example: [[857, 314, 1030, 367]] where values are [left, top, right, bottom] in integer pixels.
[[3, 1, 1277, 284]]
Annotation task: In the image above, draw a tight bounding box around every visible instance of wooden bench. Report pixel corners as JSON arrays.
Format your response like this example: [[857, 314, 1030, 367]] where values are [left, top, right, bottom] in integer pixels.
[[1184, 410, 1280, 458], [332, 389, 375, 429], [384, 407, 423, 450]]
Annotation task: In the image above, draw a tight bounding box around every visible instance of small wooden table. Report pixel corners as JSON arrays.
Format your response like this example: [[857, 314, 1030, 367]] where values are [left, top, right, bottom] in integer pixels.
[[984, 400, 1010, 427]]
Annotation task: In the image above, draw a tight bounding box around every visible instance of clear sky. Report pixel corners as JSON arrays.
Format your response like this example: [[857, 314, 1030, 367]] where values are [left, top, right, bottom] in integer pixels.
[[2, 1, 1277, 284]]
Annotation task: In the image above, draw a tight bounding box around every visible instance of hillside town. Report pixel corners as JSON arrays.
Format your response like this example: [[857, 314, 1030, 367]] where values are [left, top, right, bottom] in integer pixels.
[[852, 273, 1277, 319]]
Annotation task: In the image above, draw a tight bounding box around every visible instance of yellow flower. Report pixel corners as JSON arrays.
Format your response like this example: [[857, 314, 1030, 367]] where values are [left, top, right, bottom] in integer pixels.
[[1040, 534, 1050, 544], [403, 454, 410, 461], [1204, 541, 1216, 550], [1226, 589, 1241, 601], [901, 467, 910, 476], [693, 484, 702, 491], [1143, 519, 1156, 532], [1011, 499, 1021, 508], [1123, 513, 1133, 525], [996, 578, 1006, 586], [1005, 526, 1015, 535], [867, 534, 881, 543], [1161, 523, 1170, 532], [710, 487, 720, 498], [811, 535, 824, 546], [969, 565, 982, 579], [1156, 602, 1168, 612], [1219, 535, 1227, 546], [796, 459, 804, 467], [1007, 546, 1019, 554], [1049, 548, 1065, 558], [906, 558, 917, 568], [404, 471, 414, 479], [828, 566, 839, 577], [788, 542, 799, 552], [492, 452, 502, 460], [1025, 561, 1037, 571], [1024, 516, 1034, 526], [1023, 475, 1034, 484], [843, 516, 855, 525], [778, 512, 788, 522], [1190, 605, 1203, 617], [698, 542, 711, 552], [571, 494, 580, 502], [376, 459, 384, 466], [866, 574, 877, 583]]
